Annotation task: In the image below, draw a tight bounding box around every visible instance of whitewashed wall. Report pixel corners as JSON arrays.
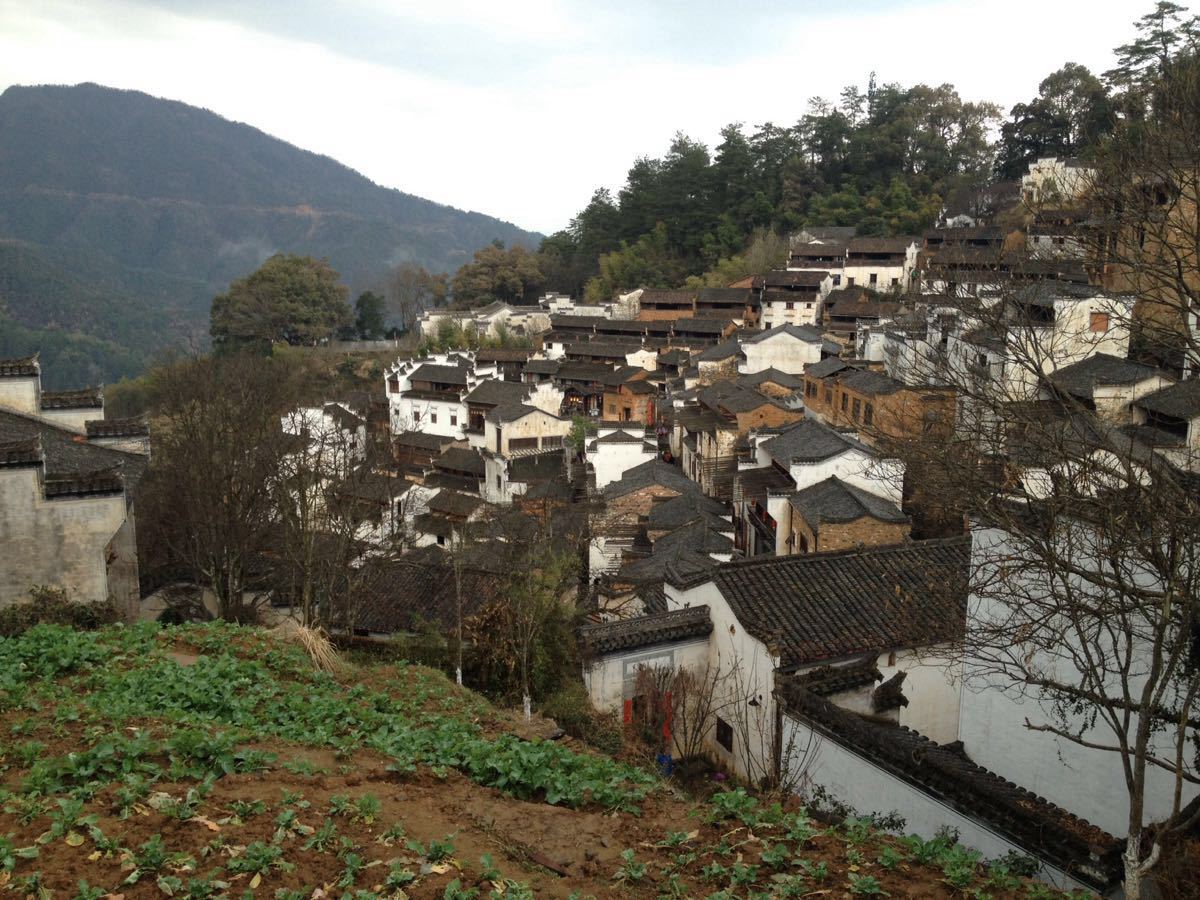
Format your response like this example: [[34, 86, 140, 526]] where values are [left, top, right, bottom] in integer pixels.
[[740, 334, 822, 375]]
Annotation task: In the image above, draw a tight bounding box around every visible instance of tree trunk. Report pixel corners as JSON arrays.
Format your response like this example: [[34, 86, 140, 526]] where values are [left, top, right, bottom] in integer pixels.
[[1123, 831, 1143, 900]]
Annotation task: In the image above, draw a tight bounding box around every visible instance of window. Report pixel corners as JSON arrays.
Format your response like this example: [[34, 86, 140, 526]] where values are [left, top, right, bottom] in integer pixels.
[[847, 277, 856, 287], [716, 717, 733, 752], [832, 274, 842, 285], [607, 404, 616, 414], [840, 394, 848, 412], [450, 414, 457, 426], [495, 474, 502, 490], [785, 301, 794, 310], [805, 302, 813, 309], [823, 385, 832, 402], [430, 412, 438, 425], [864, 403, 874, 426], [887, 651, 897, 667], [436, 534, 445, 546], [891, 277, 899, 287], [1090, 311, 1110, 332], [869, 273, 878, 286], [852, 398, 861, 419]]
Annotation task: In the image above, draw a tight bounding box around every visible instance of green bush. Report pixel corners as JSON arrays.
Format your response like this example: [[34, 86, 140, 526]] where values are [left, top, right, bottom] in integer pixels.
[[0, 587, 120, 638], [540, 683, 623, 756]]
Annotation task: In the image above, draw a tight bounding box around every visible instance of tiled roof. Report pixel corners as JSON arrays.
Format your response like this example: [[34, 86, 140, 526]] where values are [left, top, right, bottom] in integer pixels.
[[428, 489, 484, 518], [648, 492, 729, 532], [759, 419, 869, 464], [732, 464, 794, 504], [698, 382, 779, 415], [475, 349, 533, 363], [696, 287, 751, 304], [744, 324, 823, 345], [654, 518, 732, 557], [691, 537, 970, 668], [1134, 378, 1200, 420], [846, 236, 917, 254], [85, 417, 149, 439], [764, 270, 828, 288], [671, 318, 733, 334], [0, 436, 42, 467], [824, 290, 903, 320], [604, 459, 697, 500], [804, 357, 855, 379], [789, 242, 847, 258], [0, 354, 39, 377], [738, 368, 804, 390], [593, 429, 646, 445], [0, 408, 146, 497], [41, 388, 103, 410], [410, 364, 469, 385], [775, 679, 1121, 890], [580, 605, 713, 655], [697, 336, 743, 362], [639, 289, 697, 306], [1049, 353, 1167, 399], [523, 359, 560, 375], [43, 468, 124, 498], [464, 379, 529, 407], [394, 431, 457, 452], [837, 368, 904, 396], [436, 446, 486, 476], [793, 656, 882, 696], [486, 402, 541, 424], [798, 226, 856, 241], [788, 476, 908, 529]]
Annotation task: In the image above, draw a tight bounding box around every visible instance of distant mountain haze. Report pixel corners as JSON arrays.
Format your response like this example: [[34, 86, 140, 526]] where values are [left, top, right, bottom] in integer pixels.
[[0, 83, 541, 387]]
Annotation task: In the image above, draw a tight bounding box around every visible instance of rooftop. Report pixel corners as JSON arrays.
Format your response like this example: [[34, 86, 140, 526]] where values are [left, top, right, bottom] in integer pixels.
[[759, 419, 870, 465], [40, 388, 103, 410], [84, 417, 150, 439], [788, 476, 908, 529], [743, 324, 823, 345], [1049, 353, 1168, 400], [604, 458, 697, 500], [1135, 378, 1200, 420], [0, 407, 146, 497], [686, 537, 970, 668], [409, 363, 470, 386], [0, 354, 40, 378], [580, 605, 712, 655]]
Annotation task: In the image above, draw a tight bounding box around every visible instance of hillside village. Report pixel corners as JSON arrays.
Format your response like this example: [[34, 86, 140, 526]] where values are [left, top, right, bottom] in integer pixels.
[[3, 139, 1199, 897], [5, 2, 1200, 894]]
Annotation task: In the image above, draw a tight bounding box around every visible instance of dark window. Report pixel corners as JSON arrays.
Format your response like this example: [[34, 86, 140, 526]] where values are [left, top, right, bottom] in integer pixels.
[[716, 717, 733, 752], [436, 534, 445, 546], [495, 474, 502, 489], [450, 414, 457, 426], [852, 398, 861, 419], [840, 394, 848, 412], [869, 273, 878, 286], [430, 412, 438, 425], [785, 302, 794, 310], [847, 277, 856, 287], [864, 403, 874, 426]]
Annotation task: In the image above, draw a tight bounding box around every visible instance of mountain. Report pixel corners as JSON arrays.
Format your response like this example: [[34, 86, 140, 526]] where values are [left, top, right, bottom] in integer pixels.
[[0, 83, 542, 387]]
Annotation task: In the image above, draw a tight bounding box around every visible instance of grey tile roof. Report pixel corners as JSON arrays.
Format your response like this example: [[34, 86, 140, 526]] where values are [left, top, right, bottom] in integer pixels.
[[593, 429, 647, 445], [787, 476, 908, 530], [691, 537, 970, 667], [409, 364, 470, 385], [804, 357, 855, 378], [604, 459, 697, 500], [522, 359, 560, 375], [428, 489, 484, 518], [775, 678, 1121, 891], [1049, 353, 1167, 400], [743, 324, 823, 344], [738, 368, 804, 390], [698, 382, 780, 415], [0, 408, 145, 496], [464, 379, 529, 407], [41, 388, 103, 410], [85, 417, 150, 439], [436, 446, 486, 476], [793, 656, 882, 696], [696, 287, 751, 304], [732, 464, 794, 503], [485, 402, 541, 424], [1134, 378, 1200, 420], [648, 492, 728, 532], [764, 270, 827, 288], [639, 289, 697, 306], [759, 419, 868, 464], [0, 355, 39, 377], [394, 431, 457, 451], [697, 336, 743, 362], [837, 369, 904, 396], [580, 605, 713, 654]]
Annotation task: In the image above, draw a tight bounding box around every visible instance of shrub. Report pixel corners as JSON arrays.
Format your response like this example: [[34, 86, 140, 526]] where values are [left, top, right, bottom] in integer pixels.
[[540, 683, 623, 755], [0, 587, 120, 638]]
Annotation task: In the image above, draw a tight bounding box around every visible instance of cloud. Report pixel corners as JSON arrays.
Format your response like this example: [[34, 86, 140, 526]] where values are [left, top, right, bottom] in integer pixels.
[[0, 0, 1187, 234]]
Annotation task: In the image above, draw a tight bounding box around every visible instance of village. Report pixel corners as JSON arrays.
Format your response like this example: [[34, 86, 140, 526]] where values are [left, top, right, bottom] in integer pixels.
[[2, 140, 1199, 897]]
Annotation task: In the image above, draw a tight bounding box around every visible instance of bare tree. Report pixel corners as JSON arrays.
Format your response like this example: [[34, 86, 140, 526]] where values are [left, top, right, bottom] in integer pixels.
[[384, 263, 448, 335], [141, 353, 299, 622]]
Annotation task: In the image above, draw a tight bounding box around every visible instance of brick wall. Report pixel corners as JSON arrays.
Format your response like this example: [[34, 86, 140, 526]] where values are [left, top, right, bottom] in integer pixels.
[[789, 514, 910, 555]]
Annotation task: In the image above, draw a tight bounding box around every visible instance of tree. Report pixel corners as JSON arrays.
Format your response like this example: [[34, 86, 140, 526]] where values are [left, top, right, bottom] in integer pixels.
[[1105, 2, 1200, 108], [354, 291, 385, 340], [384, 263, 447, 334], [139, 354, 300, 622], [210, 254, 351, 351], [450, 244, 544, 307]]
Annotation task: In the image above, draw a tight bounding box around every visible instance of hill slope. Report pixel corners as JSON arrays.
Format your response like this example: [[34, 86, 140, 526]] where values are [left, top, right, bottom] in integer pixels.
[[0, 83, 541, 387], [0, 621, 1078, 898]]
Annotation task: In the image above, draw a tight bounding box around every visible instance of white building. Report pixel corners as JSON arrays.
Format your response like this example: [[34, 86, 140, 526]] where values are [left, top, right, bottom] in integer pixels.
[[738, 325, 823, 376], [586, 425, 657, 490], [842, 237, 920, 293], [1021, 157, 1095, 206]]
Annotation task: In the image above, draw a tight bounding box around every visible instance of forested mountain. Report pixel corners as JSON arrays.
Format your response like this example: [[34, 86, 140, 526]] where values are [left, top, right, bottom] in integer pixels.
[[0, 83, 540, 387]]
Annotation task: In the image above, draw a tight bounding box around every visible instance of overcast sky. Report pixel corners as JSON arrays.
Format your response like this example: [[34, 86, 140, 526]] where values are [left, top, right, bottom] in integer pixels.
[[0, 1, 1183, 235]]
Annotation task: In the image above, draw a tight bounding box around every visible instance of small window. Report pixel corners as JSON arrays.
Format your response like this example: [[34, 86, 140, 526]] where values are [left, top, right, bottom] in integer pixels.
[[450, 414, 457, 426], [805, 302, 813, 309], [852, 398, 861, 419], [436, 534, 445, 546], [430, 413, 438, 425], [716, 717, 733, 752], [869, 273, 878, 286], [495, 474, 502, 489], [786, 301, 794, 310], [891, 277, 899, 286], [1090, 312, 1110, 332], [833, 274, 842, 285], [847, 277, 856, 287], [864, 403, 874, 426], [840, 394, 848, 412], [887, 651, 897, 667]]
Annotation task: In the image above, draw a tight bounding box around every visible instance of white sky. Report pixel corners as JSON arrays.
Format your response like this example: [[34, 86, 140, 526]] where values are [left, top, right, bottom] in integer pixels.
[[0, 0, 1184, 235]]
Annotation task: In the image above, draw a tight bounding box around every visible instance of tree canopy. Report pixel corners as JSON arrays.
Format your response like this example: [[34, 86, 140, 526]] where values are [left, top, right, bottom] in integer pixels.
[[210, 254, 351, 352], [450, 242, 544, 308]]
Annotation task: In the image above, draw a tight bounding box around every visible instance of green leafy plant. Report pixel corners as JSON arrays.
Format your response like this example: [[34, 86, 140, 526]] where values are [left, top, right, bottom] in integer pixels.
[[614, 848, 647, 883], [227, 841, 293, 876], [877, 846, 905, 870], [302, 818, 338, 852], [848, 873, 889, 895], [354, 793, 381, 824]]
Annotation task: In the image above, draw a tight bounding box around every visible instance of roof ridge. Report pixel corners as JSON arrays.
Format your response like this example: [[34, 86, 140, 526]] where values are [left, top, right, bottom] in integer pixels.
[[707, 534, 969, 574]]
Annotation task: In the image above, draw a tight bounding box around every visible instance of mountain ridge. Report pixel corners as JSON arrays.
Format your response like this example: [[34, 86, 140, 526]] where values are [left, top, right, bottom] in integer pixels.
[[0, 82, 542, 387]]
